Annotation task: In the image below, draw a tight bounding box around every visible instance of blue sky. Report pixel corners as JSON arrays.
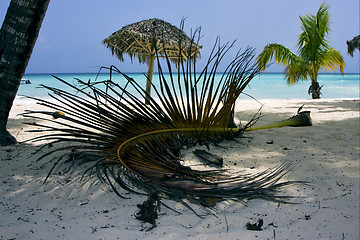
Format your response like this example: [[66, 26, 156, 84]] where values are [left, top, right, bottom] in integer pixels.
[[1, 0, 359, 74]]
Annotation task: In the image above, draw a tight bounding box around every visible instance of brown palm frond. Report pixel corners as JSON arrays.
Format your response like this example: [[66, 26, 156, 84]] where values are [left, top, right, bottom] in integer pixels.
[[22, 38, 303, 224]]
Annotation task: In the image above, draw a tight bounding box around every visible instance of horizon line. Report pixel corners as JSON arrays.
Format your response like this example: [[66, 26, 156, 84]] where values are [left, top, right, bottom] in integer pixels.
[[24, 72, 360, 75]]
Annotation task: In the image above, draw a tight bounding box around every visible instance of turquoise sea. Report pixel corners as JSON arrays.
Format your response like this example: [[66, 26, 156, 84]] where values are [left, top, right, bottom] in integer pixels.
[[20, 72, 359, 100]]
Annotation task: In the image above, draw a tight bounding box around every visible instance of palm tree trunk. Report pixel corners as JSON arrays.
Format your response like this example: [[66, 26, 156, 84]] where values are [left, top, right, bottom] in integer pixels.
[[308, 81, 322, 99], [0, 0, 50, 146], [308, 66, 322, 99]]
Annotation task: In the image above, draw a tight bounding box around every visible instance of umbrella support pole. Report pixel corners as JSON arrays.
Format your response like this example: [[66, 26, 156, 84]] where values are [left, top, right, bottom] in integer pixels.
[[145, 54, 155, 105]]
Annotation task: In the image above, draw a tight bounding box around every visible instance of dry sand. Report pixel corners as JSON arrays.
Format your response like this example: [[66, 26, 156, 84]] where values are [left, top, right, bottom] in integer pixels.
[[1, 97, 359, 240]]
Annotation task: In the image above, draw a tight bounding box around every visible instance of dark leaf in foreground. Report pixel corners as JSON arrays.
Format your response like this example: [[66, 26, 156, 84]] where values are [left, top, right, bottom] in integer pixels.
[[245, 219, 264, 231], [135, 192, 160, 227]]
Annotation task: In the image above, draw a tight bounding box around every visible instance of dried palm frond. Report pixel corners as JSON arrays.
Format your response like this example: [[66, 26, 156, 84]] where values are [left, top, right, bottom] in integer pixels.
[[22, 39, 302, 225]]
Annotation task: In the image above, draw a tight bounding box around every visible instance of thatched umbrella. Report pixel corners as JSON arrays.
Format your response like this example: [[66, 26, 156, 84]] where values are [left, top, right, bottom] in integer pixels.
[[346, 35, 360, 57], [103, 18, 202, 103]]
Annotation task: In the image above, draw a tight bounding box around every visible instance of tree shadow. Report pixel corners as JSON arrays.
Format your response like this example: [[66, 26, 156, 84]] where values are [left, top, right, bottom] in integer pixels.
[[0, 98, 358, 237]]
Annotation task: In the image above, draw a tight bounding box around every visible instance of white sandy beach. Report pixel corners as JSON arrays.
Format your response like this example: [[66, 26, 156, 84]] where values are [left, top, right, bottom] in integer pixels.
[[1, 97, 359, 240]]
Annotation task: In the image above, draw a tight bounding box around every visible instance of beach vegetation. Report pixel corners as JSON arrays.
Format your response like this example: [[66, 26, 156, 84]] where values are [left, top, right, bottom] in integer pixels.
[[22, 38, 304, 227], [257, 2, 345, 99]]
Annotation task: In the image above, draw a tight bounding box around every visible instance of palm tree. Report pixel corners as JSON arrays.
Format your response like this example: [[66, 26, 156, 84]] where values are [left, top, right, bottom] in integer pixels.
[[257, 2, 345, 99], [0, 0, 50, 146]]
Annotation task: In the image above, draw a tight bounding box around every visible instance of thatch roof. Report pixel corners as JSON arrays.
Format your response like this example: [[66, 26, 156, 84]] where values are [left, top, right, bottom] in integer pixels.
[[103, 18, 202, 65], [346, 35, 360, 57]]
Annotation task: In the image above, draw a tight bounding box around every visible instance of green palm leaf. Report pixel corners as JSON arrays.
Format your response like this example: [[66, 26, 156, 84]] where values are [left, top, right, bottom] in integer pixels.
[[318, 48, 345, 73], [298, 2, 330, 60], [256, 43, 308, 84], [256, 43, 298, 70]]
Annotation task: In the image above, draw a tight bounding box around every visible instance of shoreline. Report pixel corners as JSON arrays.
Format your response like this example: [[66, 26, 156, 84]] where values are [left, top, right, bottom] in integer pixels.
[[13, 94, 360, 102], [23, 72, 360, 75], [2, 98, 359, 239]]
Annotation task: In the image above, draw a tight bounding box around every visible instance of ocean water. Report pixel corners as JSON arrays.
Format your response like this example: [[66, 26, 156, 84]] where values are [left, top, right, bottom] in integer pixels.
[[19, 72, 359, 100]]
